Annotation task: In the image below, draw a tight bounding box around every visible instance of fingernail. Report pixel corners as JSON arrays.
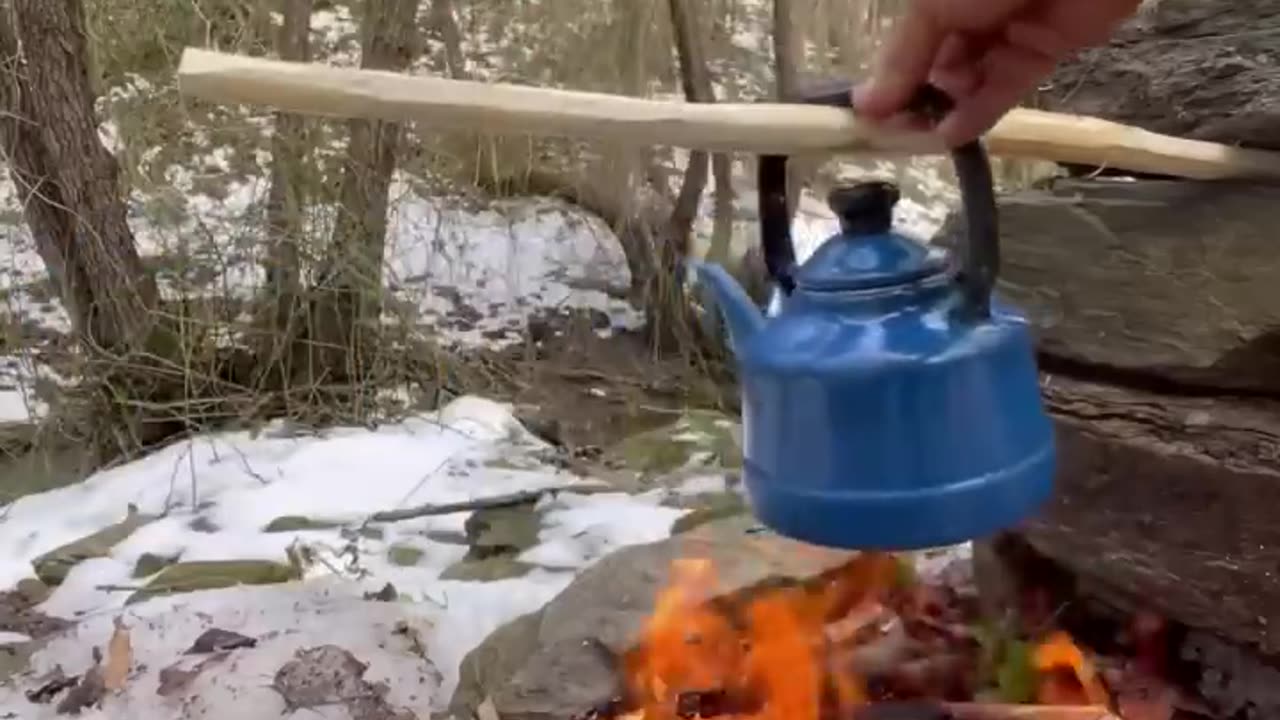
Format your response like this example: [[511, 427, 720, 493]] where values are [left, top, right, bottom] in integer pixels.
[[851, 81, 873, 111]]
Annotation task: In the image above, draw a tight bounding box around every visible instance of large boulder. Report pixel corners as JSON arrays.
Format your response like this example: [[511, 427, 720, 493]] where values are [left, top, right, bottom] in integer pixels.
[[940, 177, 1280, 393], [1039, 0, 1280, 148], [447, 515, 864, 720]]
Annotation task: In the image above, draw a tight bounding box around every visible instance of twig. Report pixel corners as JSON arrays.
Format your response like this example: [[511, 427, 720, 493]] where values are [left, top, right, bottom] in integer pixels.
[[366, 481, 614, 523], [95, 584, 145, 593]]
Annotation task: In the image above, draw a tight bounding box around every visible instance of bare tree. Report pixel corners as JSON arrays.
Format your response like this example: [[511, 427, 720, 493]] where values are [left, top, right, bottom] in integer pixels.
[[311, 0, 423, 389], [667, 0, 736, 268], [261, 0, 314, 383], [0, 0, 176, 461], [771, 0, 808, 221], [428, 0, 466, 79]]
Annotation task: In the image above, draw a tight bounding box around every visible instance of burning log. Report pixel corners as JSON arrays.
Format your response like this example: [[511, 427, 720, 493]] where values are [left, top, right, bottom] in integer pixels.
[[618, 698, 1119, 720]]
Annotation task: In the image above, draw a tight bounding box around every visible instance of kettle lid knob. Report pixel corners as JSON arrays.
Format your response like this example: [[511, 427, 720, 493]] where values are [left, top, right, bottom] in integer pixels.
[[792, 180, 946, 293], [828, 181, 898, 236]]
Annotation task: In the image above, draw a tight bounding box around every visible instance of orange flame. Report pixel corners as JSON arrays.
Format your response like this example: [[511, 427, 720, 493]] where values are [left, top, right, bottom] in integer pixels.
[[1033, 631, 1110, 706], [623, 554, 899, 720], [623, 554, 1111, 720]]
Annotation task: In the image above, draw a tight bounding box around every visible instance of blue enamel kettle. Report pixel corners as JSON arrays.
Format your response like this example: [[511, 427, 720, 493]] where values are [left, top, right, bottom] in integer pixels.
[[694, 85, 1056, 551]]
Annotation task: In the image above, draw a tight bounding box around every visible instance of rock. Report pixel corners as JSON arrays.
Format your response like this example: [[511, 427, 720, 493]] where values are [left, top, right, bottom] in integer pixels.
[[440, 555, 536, 582], [132, 552, 181, 578], [263, 515, 345, 533], [939, 178, 1280, 393], [0, 587, 69, 639], [464, 504, 543, 558], [604, 410, 741, 478], [1040, 1, 1280, 149], [12, 578, 50, 607], [32, 505, 154, 586], [668, 492, 750, 535], [187, 516, 219, 534], [386, 544, 425, 568], [448, 515, 860, 720], [126, 560, 302, 605]]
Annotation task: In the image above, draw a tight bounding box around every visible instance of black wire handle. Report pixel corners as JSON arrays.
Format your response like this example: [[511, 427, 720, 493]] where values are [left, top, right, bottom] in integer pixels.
[[757, 82, 998, 319]]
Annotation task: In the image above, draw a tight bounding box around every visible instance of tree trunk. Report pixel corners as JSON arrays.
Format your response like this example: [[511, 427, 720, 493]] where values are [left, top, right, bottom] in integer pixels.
[[0, 0, 156, 349], [428, 0, 465, 79], [0, 0, 174, 461], [261, 0, 313, 387], [648, 0, 719, 355], [770, 0, 806, 221], [312, 0, 422, 391], [669, 0, 733, 268], [706, 156, 735, 264]]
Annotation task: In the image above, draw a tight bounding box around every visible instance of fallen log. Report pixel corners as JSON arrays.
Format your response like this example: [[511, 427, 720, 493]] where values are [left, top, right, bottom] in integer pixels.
[[175, 47, 1280, 181], [1039, 0, 1280, 151], [940, 171, 1280, 718]]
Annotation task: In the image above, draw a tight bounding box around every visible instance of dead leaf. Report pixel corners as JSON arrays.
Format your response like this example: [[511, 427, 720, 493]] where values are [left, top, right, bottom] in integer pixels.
[[184, 627, 256, 654], [25, 668, 78, 704], [102, 617, 132, 691], [157, 653, 229, 697], [56, 665, 105, 715]]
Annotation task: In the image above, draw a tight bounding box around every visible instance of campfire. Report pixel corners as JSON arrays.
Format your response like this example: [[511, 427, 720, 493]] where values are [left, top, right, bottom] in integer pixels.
[[606, 553, 1132, 720]]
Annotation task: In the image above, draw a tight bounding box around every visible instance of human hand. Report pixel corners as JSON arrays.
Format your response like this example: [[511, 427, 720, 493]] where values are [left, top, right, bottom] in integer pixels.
[[853, 0, 1142, 146]]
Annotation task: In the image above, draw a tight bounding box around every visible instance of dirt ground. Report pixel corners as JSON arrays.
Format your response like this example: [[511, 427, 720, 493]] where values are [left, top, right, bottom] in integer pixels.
[[471, 308, 735, 451]]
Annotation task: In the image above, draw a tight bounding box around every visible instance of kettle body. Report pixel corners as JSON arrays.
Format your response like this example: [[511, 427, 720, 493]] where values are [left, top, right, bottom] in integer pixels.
[[693, 83, 1056, 551], [733, 277, 1054, 550]]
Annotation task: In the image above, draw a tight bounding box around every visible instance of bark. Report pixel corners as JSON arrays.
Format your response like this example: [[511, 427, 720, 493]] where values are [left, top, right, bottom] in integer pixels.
[[1007, 375, 1280, 656], [0, 0, 179, 460], [261, 0, 313, 380], [0, 0, 156, 351], [312, 0, 422, 386], [1039, 0, 1280, 150]]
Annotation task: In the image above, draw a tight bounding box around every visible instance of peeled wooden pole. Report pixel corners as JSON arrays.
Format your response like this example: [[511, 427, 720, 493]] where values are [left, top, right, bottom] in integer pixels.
[[178, 47, 1280, 181]]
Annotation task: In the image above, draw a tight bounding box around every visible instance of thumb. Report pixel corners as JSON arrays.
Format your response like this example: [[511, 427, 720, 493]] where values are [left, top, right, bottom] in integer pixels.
[[854, 11, 946, 119]]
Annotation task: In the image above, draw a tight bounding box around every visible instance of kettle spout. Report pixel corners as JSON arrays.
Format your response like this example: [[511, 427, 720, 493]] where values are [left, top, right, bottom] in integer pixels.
[[692, 260, 765, 350]]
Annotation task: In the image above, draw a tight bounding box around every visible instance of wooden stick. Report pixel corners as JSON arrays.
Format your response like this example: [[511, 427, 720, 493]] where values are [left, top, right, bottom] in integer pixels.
[[851, 702, 1119, 720], [177, 47, 1280, 181], [941, 704, 1119, 720]]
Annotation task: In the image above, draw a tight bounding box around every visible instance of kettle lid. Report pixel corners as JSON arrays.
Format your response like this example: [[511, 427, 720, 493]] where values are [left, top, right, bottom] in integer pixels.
[[793, 181, 947, 292]]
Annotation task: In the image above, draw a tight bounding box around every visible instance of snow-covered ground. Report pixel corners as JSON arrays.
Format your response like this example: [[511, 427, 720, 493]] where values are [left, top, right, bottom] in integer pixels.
[[0, 395, 690, 718]]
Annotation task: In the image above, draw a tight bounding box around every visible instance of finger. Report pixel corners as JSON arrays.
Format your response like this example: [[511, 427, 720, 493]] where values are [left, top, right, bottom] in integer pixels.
[[853, 9, 946, 119], [880, 109, 934, 134], [936, 44, 1056, 146], [928, 63, 980, 99], [1005, 19, 1075, 59], [934, 33, 976, 71]]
